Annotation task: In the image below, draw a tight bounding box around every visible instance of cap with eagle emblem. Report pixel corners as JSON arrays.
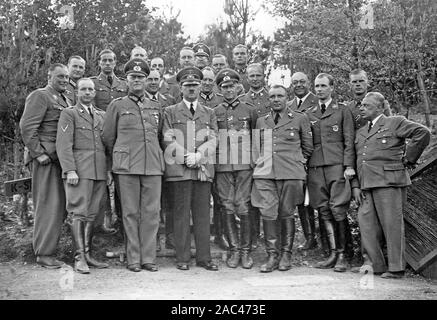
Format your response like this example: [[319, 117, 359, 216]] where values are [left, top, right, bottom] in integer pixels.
[[215, 68, 240, 87], [176, 66, 203, 85], [124, 58, 150, 76], [193, 43, 211, 57]]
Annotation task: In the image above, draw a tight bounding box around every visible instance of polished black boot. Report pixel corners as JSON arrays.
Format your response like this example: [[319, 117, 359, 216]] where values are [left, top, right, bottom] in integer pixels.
[[278, 218, 295, 271], [260, 219, 279, 273], [240, 215, 253, 269], [334, 219, 348, 272], [84, 222, 109, 268], [318, 211, 329, 256], [213, 209, 229, 250], [250, 206, 261, 250], [344, 217, 354, 261], [72, 219, 90, 274], [315, 219, 337, 269], [225, 214, 240, 268], [298, 205, 317, 250]]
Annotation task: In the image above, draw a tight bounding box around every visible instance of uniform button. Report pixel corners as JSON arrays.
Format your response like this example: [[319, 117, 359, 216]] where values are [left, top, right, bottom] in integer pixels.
[[364, 146, 368, 148], [273, 152, 277, 154], [363, 153, 366, 155], [362, 160, 366, 163], [273, 144, 277, 146]]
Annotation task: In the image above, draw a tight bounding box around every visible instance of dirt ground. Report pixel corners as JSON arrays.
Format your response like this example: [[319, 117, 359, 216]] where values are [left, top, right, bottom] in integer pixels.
[[1, 240, 436, 300]]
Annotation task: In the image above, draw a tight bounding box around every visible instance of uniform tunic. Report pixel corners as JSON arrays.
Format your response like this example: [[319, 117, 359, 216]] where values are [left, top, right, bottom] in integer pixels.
[[251, 109, 313, 220], [91, 73, 128, 111], [213, 98, 257, 217], [102, 94, 164, 267], [355, 115, 430, 272], [162, 101, 218, 264], [56, 104, 107, 222], [306, 100, 355, 220], [19, 85, 70, 256]]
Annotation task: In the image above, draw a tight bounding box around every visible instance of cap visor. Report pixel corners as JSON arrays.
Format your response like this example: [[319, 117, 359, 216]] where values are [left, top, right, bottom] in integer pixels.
[[181, 80, 201, 85]]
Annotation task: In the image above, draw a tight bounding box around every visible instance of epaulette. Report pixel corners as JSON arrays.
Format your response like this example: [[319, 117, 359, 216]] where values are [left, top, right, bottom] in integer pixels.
[[216, 92, 223, 97], [237, 93, 246, 99], [113, 96, 125, 102], [89, 76, 98, 79], [158, 93, 167, 101], [94, 107, 105, 114], [243, 100, 255, 108]]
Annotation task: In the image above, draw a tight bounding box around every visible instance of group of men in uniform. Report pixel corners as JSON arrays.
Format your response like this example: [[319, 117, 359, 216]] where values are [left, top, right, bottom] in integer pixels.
[[19, 42, 431, 279]]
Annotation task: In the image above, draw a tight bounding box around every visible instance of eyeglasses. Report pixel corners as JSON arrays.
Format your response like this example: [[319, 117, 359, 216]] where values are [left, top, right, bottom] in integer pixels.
[[291, 80, 307, 85]]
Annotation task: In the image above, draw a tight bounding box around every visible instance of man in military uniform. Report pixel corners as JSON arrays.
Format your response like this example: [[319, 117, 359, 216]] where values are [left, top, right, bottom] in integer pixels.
[[162, 66, 219, 271], [212, 54, 229, 74], [167, 47, 196, 87], [64, 55, 86, 105], [102, 58, 164, 272], [151, 57, 181, 104], [20, 63, 70, 268], [145, 69, 176, 108], [193, 43, 211, 70], [287, 72, 319, 251], [232, 44, 250, 93], [56, 78, 109, 273], [307, 73, 356, 272], [353, 92, 430, 279], [214, 68, 258, 269], [91, 49, 128, 111], [91, 49, 128, 234], [252, 84, 314, 272], [347, 69, 392, 131], [199, 67, 223, 109], [130, 46, 148, 61], [243, 62, 270, 249]]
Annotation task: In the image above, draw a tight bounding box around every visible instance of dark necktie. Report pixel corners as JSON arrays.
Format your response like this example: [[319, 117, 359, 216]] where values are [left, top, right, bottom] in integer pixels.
[[190, 103, 195, 116], [274, 112, 280, 125], [368, 121, 373, 133], [88, 106, 94, 120], [297, 99, 302, 110], [107, 75, 113, 86], [321, 103, 326, 114], [152, 95, 158, 101]]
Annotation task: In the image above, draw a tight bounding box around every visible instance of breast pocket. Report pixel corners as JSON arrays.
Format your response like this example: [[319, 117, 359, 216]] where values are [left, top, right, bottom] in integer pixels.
[[118, 111, 139, 129], [285, 127, 299, 141], [216, 117, 226, 129], [112, 145, 130, 172]]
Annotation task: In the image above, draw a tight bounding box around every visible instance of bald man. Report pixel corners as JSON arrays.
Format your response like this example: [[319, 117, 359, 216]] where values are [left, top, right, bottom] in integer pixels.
[[131, 46, 148, 61]]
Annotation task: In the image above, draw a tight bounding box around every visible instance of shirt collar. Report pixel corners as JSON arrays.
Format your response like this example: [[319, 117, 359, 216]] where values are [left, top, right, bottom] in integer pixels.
[[371, 114, 383, 126], [183, 99, 198, 110], [79, 103, 93, 113], [128, 93, 146, 103], [145, 91, 158, 100], [250, 88, 265, 96], [319, 97, 332, 108], [297, 92, 311, 104]]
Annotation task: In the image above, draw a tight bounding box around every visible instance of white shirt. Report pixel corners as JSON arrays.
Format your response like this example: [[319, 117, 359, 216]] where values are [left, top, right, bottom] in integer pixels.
[[319, 97, 332, 108], [80, 103, 93, 115], [183, 99, 198, 111], [296, 92, 311, 106], [371, 114, 383, 127]]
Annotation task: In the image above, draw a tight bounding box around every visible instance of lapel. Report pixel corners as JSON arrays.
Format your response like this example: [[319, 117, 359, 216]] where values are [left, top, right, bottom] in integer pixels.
[[46, 85, 69, 108], [264, 113, 275, 129], [177, 101, 194, 120], [366, 115, 386, 139], [302, 92, 318, 112], [193, 103, 205, 121], [310, 104, 323, 119], [98, 73, 112, 88], [76, 103, 94, 125], [321, 100, 337, 119]]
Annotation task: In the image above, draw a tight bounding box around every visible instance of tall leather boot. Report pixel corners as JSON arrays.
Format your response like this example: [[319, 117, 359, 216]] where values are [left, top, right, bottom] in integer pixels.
[[344, 217, 354, 262], [213, 207, 229, 250], [298, 205, 317, 250], [72, 219, 90, 274], [318, 211, 329, 256], [250, 207, 261, 250], [225, 214, 240, 268], [278, 218, 295, 271], [260, 219, 279, 273], [315, 219, 337, 269], [334, 219, 348, 272], [84, 222, 109, 268], [240, 214, 253, 269]]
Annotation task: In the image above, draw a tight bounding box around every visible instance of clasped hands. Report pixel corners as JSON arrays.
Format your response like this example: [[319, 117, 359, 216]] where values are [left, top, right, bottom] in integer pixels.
[[184, 152, 202, 168]]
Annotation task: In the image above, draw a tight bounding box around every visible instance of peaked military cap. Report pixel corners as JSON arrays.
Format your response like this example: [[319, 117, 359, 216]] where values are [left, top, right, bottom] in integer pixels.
[[124, 58, 150, 76], [193, 43, 211, 57], [216, 68, 240, 87], [176, 66, 203, 85]]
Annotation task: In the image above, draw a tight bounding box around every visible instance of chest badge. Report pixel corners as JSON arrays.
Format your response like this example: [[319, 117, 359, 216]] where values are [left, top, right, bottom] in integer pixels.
[[332, 125, 339, 132], [152, 112, 159, 125], [227, 115, 233, 122], [310, 121, 317, 126]]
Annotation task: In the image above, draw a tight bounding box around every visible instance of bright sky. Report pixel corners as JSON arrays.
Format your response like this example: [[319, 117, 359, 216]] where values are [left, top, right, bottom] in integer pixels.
[[146, 0, 281, 40], [146, 0, 290, 86]]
